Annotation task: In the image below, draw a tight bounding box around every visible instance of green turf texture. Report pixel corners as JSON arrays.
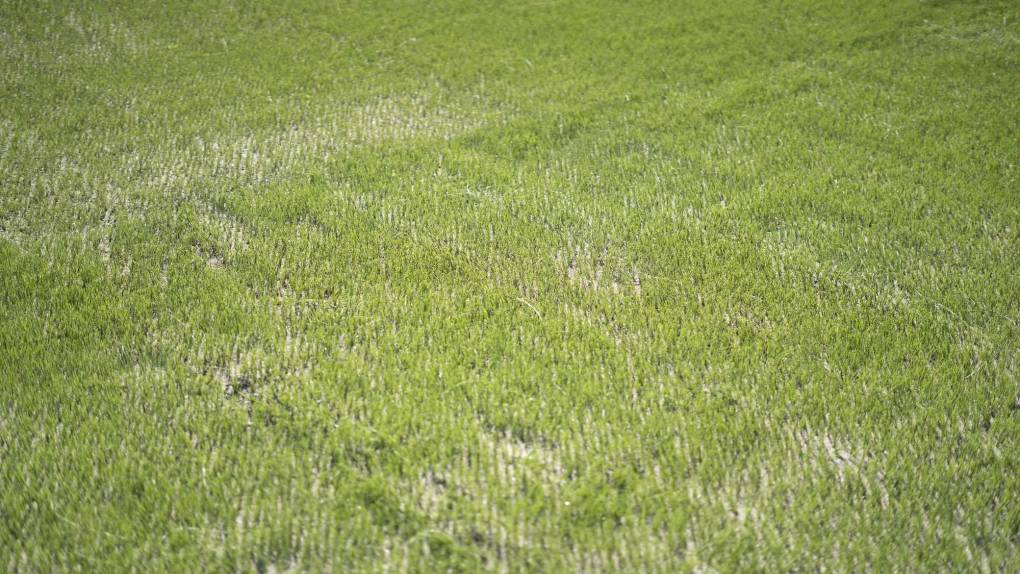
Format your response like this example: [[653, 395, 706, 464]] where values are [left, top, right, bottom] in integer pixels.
[[2, 0, 1019, 571]]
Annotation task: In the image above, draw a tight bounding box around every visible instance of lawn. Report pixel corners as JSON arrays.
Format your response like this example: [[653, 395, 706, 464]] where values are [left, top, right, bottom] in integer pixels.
[[1, 0, 1019, 571]]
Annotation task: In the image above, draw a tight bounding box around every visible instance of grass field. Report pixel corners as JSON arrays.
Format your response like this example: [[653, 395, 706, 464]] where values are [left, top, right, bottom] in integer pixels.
[[2, 0, 1019, 571]]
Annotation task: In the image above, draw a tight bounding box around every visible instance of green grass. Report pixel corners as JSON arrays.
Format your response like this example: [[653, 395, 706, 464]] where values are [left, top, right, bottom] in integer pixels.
[[2, 0, 1019, 571]]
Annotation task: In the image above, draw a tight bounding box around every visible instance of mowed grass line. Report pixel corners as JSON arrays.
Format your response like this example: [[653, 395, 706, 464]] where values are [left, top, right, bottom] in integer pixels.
[[2, 0, 1019, 571]]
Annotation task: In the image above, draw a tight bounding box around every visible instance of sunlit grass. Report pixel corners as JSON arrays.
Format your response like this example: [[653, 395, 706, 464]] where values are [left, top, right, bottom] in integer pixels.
[[2, 0, 1019, 571]]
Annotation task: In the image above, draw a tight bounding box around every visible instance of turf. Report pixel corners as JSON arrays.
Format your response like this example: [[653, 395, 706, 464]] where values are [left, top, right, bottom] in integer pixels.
[[1, 0, 1019, 571]]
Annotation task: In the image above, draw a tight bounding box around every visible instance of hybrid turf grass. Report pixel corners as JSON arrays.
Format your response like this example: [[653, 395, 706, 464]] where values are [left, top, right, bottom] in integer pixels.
[[1, 0, 1019, 571]]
